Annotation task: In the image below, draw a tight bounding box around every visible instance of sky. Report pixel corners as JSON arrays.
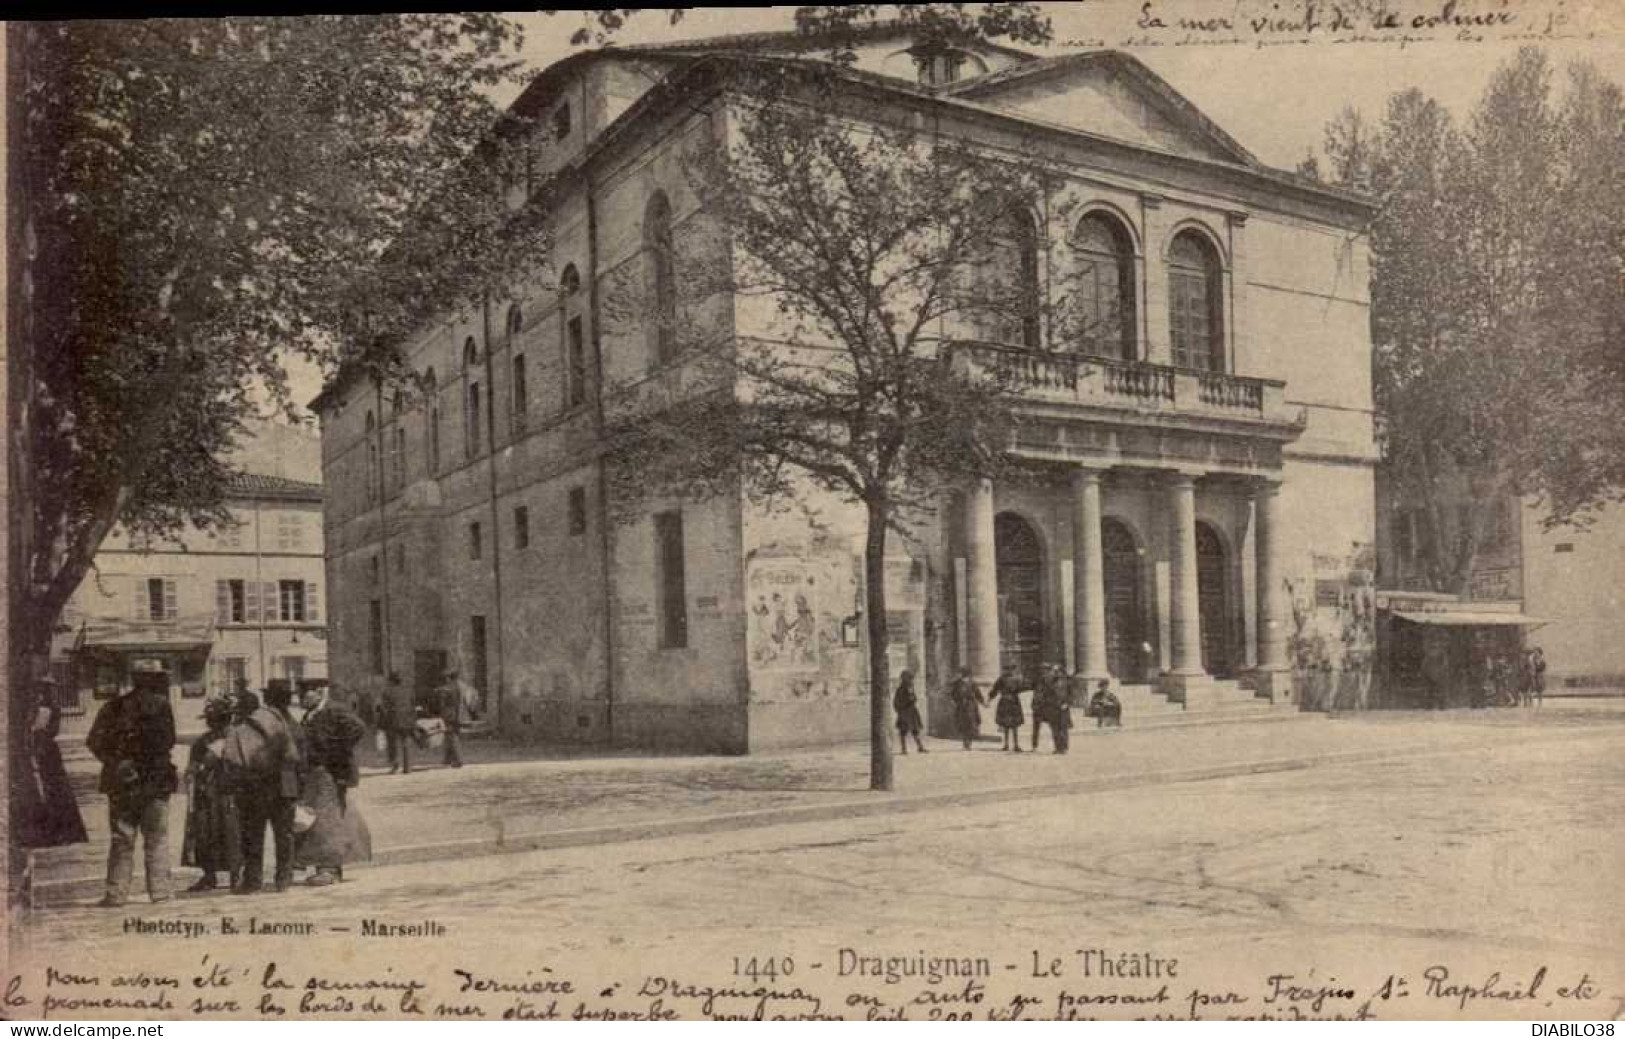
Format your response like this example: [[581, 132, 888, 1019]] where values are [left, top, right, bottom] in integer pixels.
[[282, 1, 1625, 411]]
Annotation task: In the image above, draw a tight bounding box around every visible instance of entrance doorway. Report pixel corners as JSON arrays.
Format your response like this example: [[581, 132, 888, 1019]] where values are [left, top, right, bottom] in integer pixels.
[[995, 512, 1046, 682], [1102, 518, 1146, 682], [1196, 522, 1233, 678]]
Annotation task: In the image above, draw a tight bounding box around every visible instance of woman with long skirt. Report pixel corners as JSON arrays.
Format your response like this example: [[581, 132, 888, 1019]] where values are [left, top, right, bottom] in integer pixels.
[[295, 684, 372, 886]]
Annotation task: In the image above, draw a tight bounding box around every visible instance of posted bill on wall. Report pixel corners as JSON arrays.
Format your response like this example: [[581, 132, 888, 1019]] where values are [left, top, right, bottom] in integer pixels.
[[6, 0, 1625, 1023]]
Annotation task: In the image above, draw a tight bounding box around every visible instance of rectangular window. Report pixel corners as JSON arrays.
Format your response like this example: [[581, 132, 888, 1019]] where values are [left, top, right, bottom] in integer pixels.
[[391, 427, 406, 492], [470, 615, 489, 715], [276, 512, 304, 552], [370, 555, 380, 584], [568, 487, 587, 536], [469, 521, 483, 561], [223, 657, 248, 696], [217, 521, 245, 550], [369, 600, 384, 675], [144, 578, 177, 621], [216, 579, 247, 624], [283, 656, 307, 683], [466, 382, 483, 459], [567, 317, 586, 408], [514, 505, 530, 549], [655, 511, 688, 649], [278, 579, 307, 623], [511, 355, 529, 433]]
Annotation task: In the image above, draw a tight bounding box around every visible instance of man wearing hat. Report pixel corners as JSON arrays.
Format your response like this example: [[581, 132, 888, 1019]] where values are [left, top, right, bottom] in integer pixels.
[[86, 669, 178, 906]]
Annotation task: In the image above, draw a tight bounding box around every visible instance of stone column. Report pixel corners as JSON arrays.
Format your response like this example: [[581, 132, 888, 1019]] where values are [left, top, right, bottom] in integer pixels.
[[1164, 472, 1205, 686], [963, 478, 1001, 684], [1071, 467, 1109, 682], [1253, 478, 1290, 701]]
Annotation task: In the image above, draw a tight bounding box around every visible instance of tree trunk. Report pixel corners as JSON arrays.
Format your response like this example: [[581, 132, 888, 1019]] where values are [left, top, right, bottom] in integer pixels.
[[863, 499, 894, 792]]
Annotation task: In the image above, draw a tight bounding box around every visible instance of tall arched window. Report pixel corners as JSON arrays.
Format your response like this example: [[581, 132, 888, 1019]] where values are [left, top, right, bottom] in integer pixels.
[[463, 337, 482, 459], [1073, 212, 1137, 360], [507, 303, 528, 434], [391, 426, 406, 493], [506, 303, 523, 343], [643, 191, 677, 365], [423, 369, 441, 476], [981, 205, 1042, 348], [560, 263, 587, 409], [1168, 230, 1224, 371], [363, 411, 378, 506]]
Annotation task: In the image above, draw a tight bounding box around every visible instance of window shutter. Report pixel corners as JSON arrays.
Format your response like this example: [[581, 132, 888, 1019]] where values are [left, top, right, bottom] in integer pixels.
[[163, 579, 178, 620], [265, 582, 280, 623], [216, 581, 231, 624], [245, 581, 260, 624], [306, 581, 320, 623], [133, 578, 147, 620]]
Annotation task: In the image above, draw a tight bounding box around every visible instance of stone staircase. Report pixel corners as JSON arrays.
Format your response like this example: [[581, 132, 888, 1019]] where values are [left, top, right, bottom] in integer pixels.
[[1102, 679, 1303, 731]]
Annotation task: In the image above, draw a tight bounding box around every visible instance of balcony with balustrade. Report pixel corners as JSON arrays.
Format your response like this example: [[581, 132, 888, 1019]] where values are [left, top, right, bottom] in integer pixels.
[[949, 341, 1300, 432]]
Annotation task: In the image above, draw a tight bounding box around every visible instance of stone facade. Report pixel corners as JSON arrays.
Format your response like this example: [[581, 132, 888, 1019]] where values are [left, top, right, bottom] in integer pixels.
[[50, 473, 327, 736], [316, 29, 1377, 752]]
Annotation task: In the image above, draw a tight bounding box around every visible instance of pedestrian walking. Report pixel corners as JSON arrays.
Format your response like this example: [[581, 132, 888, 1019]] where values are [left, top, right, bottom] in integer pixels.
[[381, 672, 415, 774], [180, 696, 243, 891], [231, 681, 303, 893], [947, 667, 984, 750], [990, 666, 1025, 752], [893, 670, 926, 754], [87, 669, 178, 907], [1528, 646, 1547, 709], [19, 677, 89, 852], [295, 684, 372, 886], [1089, 679, 1122, 728], [432, 670, 471, 769]]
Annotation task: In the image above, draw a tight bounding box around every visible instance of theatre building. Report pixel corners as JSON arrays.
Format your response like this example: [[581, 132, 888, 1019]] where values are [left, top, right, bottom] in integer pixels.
[[316, 26, 1378, 752]]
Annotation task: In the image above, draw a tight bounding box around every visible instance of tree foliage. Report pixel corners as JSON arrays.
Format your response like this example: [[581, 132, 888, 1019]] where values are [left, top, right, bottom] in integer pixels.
[[604, 64, 1065, 788], [16, 16, 547, 655], [1306, 48, 1625, 592]]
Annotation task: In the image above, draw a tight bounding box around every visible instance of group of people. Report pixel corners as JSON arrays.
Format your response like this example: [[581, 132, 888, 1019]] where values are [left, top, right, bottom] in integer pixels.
[[897, 665, 1124, 754], [86, 673, 371, 906], [360, 670, 478, 775], [1483, 646, 1547, 708]]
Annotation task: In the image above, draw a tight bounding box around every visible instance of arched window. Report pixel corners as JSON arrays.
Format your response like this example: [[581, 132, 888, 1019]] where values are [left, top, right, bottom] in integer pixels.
[[463, 336, 483, 459], [981, 205, 1042, 348], [1073, 212, 1137, 360], [364, 411, 378, 506], [423, 369, 441, 476], [506, 303, 523, 343], [560, 263, 587, 409], [391, 426, 406, 493], [644, 191, 677, 365], [511, 353, 529, 434], [1168, 230, 1224, 372]]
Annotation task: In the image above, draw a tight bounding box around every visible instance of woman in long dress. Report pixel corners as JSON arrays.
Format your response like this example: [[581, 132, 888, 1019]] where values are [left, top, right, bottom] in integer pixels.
[[893, 670, 926, 755], [295, 685, 372, 886], [19, 678, 89, 850], [990, 666, 1025, 752], [181, 696, 242, 890]]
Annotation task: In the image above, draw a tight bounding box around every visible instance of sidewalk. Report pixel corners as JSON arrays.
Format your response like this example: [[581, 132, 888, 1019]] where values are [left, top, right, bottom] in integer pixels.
[[34, 704, 1625, 907]]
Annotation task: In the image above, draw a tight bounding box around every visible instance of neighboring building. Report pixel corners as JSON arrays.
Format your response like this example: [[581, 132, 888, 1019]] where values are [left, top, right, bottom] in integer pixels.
[[316, 26, 1378, 752], [1376, 471, 1625, 701], [50, 472, 327, 735]]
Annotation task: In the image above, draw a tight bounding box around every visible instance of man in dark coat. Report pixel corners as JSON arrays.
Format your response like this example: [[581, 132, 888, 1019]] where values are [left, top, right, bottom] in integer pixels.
[[380, 672, 415, 774], [235, 680, 304, 892], [87, 670, 177, 906], [947, 667, 983, 750]]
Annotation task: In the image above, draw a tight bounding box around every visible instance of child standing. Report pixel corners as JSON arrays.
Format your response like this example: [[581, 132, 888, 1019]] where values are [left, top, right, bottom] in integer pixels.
[[989, 666, 1025, 752]]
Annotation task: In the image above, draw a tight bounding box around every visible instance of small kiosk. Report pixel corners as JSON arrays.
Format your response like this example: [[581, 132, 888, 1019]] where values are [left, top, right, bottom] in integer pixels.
[[1374, 592, 1545, 708]]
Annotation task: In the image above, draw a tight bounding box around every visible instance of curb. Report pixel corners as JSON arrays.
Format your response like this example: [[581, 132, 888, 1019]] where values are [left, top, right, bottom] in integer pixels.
[[36, 723, 1604, 909]]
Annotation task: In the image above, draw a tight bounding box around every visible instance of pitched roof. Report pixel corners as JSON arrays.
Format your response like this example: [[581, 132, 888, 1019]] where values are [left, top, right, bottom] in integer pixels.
[[943, 50, 1259, 167], [226, 472, 324, 502], [632, 19, 1041, 64]]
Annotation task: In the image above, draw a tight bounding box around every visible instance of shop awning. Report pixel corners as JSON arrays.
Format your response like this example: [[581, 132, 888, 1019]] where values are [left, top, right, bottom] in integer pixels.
[[77, 618, 216, 650], [1392, 610, 1546, 628]]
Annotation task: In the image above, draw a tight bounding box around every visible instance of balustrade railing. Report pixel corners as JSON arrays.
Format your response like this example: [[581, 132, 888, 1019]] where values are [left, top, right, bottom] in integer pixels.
[[953, 342, 1277, 418]]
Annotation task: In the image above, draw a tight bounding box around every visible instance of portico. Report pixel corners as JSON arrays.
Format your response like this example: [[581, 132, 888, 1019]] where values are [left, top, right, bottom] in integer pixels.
[[950, 347, 1304, 708]]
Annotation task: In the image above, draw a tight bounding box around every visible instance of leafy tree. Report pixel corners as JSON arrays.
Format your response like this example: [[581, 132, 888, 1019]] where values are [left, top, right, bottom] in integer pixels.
[[1305, 48, 1625, 593], [603, 64, 1068, 790]]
